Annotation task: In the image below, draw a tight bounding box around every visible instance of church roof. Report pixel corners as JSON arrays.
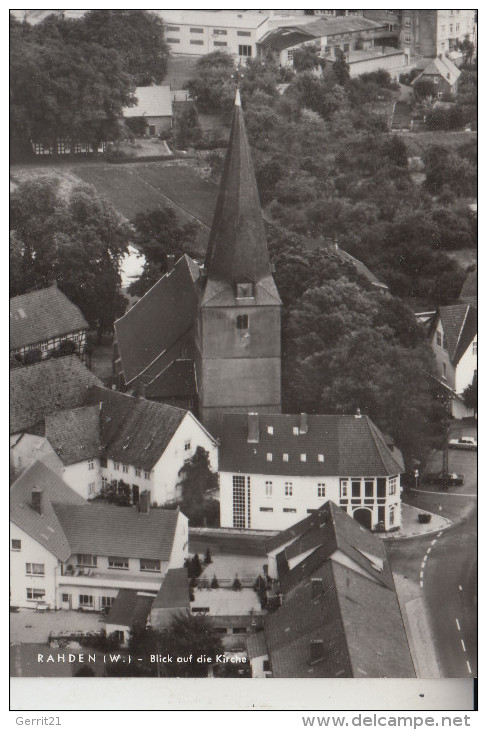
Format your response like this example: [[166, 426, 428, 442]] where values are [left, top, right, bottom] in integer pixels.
[[114, 255, 200, 384], [202, 91, 281, 307]]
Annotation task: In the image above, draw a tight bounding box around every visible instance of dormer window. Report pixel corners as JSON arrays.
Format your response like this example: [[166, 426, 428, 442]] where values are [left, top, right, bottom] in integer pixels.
[[236, 314, 249, 330], [318, 454, 324, 462], [293, 427, 299, 436], [236, 282, 254, 299], [267, 426, 274, 435]]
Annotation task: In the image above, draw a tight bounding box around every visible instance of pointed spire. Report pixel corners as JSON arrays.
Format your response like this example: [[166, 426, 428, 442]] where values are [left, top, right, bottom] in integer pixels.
[[203, 85, 280, 305]]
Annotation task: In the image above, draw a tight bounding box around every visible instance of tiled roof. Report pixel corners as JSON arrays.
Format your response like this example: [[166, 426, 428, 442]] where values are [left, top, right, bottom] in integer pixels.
[[219, 413, 403, 477], [10, 461, 86, 562], [246, 631, 268, 660], [10, 356, 102, 435], [414, 55, 461, 85], [114, 255, 200, 385], [459, 268, 477, 307], [202, 92, 281, 307], [10, 286, 88, 351], [106, 589, 155, 629], [84, 386, 187, 471], [53, 503, 180, 561], [152, 567, 189, 610], [145, 360, 196, 399], [45, 406, 100, 466], [436, 304, 477, 366], [123, 86, 172, 119]]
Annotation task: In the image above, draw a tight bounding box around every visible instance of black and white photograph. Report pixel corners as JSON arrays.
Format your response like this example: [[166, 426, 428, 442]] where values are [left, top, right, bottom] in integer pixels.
[[9, 5, 478, 716]]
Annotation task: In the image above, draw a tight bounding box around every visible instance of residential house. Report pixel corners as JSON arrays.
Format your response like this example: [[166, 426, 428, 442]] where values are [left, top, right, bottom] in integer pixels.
[[246, 501, 415, 678], [9, 355, 102, 438], [41, 385, 218, 504], [10, 285, 88, 362], [429, 303, 477, 418], [105, 589, 156, 645], [114, 91, 282, 435], [398, 10, 475, 59], [190, 586, 265, 648], [219, 412, 403, 533], [155, 10, 269, 59], [122, 85, 173, 136], [10, 461, 188, 611], [411, 55, 462, 97]]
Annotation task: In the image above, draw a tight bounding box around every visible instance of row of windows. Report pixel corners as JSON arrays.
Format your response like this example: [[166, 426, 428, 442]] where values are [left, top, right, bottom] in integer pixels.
[[109, 461, 151, 479], [73, 554, 161, 572], [261, 507, 297, 513], [165, 25, 251, 37], [26, 563, 45, 575], [266, 452, 325, 463]]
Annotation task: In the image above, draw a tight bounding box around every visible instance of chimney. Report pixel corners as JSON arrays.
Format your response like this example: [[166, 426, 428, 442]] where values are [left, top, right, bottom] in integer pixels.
[[166, 254, 175, 272], [139, 490, 151, 514], [311, 577, 323, 599], [299, 413, 308, 435], [247, 412, 260, 443], [310, 639, 325, 664], [32, 488, 43, 515], [355, 408, 362, 419]]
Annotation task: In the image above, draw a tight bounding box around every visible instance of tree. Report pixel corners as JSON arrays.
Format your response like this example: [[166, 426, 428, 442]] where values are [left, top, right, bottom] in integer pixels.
[[10, 179, 129, 339], [232, 577, 242, 591], [462, 379, 477, 415], [457, 39, 475, 64], [163, 612, 224, 677], [333, 49, 350, 86], [128, 208, 198, 297], [211, 575, 219, 589], [177, 447, 218, 524], [10, 15, 136, 155], [96, 479, 132, 506], [292, 45, 324, 73], [173, 103, 202, 149], [204, 547, 212, 565], [50, 340, 77, 359], [413, 78, 436, 99], [186, 51, 236, 114]]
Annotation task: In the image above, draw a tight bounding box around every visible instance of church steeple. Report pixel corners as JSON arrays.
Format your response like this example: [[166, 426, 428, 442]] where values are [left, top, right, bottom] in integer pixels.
[[202, 88, 281, 306]]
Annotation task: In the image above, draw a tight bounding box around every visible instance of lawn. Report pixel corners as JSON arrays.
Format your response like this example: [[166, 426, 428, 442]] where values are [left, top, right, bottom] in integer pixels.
[[166, 54, 199, 90], [398, 130, 477, 157]]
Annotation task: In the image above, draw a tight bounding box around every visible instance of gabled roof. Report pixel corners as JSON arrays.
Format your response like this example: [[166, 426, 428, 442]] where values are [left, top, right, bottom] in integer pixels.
[[219, 413, 403, 477], [84, 386, 188, 471], [106, 589, 155, 629], [145, 360, 197, 400], [202, 91, 281, 307], [152, 567, 189, 610], [10, 286, 88, 351], [10, 461, 86, 562], [413, 55, 461, 85], [114, 255, 200, 384], [246, 631, 268, 660], [53, 503, 181, 561], [10, 356, 102, 435], [45, 405, 101, 466], [435, 304, 477, 365], [123, 86, 172, 119]]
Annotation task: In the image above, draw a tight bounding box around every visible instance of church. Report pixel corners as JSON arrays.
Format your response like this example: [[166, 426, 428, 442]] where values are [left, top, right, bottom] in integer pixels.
[[113, 89, 282, 435]]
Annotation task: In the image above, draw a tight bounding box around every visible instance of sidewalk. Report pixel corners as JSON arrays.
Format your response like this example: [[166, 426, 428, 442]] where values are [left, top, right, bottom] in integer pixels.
[[380, 502, 451, 541]]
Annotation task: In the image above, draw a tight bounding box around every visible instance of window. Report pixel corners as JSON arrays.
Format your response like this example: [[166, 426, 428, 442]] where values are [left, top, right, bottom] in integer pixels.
[[184, 440, 191, 451], [389, 506, 395, 526], [266, 453, 273, 462], [450, 24, 453, 33], [263, 660, 270, 672], [167, 26, 180, 31], [88, 482, 96, 495], [192, 606, 209, 614], [144, 471, 150, 480], [233, 475, 246, 528], [140, 559, 161, 572], [300, 454, 307, 462], [101, 596, 115, 608], [88, 459, 94, 471], [102, 476, 108, 489], [434, 77, 439, 84], [167, 38, 180, 43], [77, 554, 97, 567], [238, 45, 252, 57], [442, 362, 447, 378], [11, 539, 21, 551], [26, 563, 45, 575], [100, 457, 107, 468], [284, 482, 293, 497], [267, 426, 273, 435], [283, 453, 289, 462], [260, 507, 273, 512], [237, 31, 251, 37], [376, 478, 386, 499], [135, 468, 141, 477], [343, 43, 349, 52], [108, 557, 129, 570], [132, 485, 139, 504], [317, 484, 326, 498], [40, 341, 48, 352], [232, 627, 247, 634], [318, 454, 324, 462], [293, 427, 299, 436], [191, 40, 204, 45], [352, 480, 361, 498], [404, 34, 411, 43], [365, 480, 374, 498], [113, 461, 120, 471], [340, 479, 348, 498], [436, 331, 442, 347], [62, 594, 69, 603], [265, 481, 273, 497], [236, 282, 253, 298], [122, 464, 128, 474], [287, 49, 294, 61], [473, 342, 477, 355], [190, 27, 203, 33], [404, 17, 411, 27], [236, 314, 249, 330], [215, 627, 228, 634], [283, 508, 297, 513], [213, 29, 227, 35], [79, 594, 94, 607], [27, 588, 45, 600]]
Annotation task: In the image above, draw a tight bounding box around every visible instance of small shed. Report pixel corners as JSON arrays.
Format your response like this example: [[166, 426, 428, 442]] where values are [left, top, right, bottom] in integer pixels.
[[123, 85, 173, 136]]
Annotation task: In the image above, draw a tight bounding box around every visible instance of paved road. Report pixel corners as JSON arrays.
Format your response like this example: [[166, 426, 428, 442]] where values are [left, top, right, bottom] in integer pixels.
[[387, 435, 477, 678]]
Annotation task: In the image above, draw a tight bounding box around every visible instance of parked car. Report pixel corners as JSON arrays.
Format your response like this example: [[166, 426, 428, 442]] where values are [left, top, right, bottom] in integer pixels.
[[424, 472, 465, 487], [448, 436, 477, 451]]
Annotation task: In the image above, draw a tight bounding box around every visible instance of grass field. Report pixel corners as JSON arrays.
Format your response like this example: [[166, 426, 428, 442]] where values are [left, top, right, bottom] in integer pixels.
[[166, 54, 199, 90], [398, 130, 477, 157]]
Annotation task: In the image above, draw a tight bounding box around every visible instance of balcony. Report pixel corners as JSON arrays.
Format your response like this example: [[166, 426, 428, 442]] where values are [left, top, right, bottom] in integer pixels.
[[58, 567, 165, 592]]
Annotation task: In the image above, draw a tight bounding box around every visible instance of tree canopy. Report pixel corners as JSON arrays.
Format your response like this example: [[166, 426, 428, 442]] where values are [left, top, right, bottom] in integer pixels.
[[10, 178, 129, 338]]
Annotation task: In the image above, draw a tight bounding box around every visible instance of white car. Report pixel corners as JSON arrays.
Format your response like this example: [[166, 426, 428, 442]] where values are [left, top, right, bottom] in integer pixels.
[[448, 437, 477, 451]]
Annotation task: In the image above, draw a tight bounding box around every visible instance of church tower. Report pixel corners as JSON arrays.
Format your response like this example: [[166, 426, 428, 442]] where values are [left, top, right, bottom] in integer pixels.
[[196, 89, 282, 433]]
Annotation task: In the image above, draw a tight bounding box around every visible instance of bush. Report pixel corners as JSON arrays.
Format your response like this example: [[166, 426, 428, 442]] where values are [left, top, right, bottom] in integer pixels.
[[418, 513, 432, 524], [232, 577, 242, 591], [211, 575, 219, 589]]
